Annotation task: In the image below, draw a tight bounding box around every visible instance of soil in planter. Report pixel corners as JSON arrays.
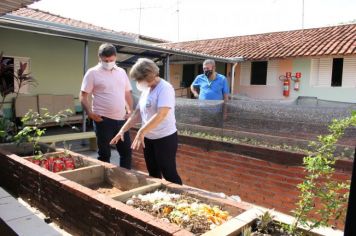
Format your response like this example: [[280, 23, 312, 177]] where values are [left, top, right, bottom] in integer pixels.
[[89, 182, 122, 196], [242, 219, 314, 236], [125, 189, 231, 235]]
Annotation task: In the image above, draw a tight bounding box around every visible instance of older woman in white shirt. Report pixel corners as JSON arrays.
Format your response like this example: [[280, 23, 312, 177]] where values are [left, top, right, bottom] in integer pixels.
[[110, 58, 182, 185]]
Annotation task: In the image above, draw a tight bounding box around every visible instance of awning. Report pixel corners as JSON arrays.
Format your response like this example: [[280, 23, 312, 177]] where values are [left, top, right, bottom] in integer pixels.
[[0, 0, 39, 16]]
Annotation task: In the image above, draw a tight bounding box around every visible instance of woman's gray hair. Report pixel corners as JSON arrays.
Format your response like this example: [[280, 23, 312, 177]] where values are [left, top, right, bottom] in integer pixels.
[[203, 59, 215, 67], [130, 58, 159, 81]]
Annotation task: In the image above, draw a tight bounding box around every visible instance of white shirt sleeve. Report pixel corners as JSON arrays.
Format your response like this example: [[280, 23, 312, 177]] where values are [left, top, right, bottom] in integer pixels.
[[157, 84, 175, 109], [81, 70, 94, 93], [124, 71, 132, 92]]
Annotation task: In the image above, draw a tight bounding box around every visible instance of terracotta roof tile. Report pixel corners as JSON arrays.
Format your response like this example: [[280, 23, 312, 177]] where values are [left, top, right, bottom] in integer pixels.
[[160, 24, 356, 60], [9, 7, 169, 43], [11, 7, 119, 34], [0, 0, 38, 16]]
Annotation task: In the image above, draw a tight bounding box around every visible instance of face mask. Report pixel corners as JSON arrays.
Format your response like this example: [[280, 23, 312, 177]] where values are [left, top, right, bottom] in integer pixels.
[[136, 81, 150, 92], [101, 61, 116, 70], [204, 70, 213, 78]]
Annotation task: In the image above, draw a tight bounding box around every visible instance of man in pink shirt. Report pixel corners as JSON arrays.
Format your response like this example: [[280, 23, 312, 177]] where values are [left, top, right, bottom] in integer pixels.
[[80, 43, 133, 168]]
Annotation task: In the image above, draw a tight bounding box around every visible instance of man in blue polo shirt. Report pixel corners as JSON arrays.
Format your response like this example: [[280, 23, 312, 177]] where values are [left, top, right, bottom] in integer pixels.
[[190, 59, 229, 102]]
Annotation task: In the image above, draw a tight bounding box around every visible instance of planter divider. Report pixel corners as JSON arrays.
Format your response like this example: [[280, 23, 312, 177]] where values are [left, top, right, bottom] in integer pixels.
[[59, 165, 104, 186]]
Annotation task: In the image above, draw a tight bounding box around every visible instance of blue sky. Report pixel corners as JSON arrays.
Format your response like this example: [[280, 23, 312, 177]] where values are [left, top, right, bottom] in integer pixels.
[[30, 0, 356, 42]]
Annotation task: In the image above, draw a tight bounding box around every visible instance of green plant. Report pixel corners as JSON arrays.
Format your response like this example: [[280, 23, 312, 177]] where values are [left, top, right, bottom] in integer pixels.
[[241, 226, 252, 236], [0, 51, 37, 143], [33, 151, 44, 160], [0, 51, 36, 111], [62, 140, 72, 155], [0, 116, 14, 142], [241, 210, 295, 236], [0, 52, 14, 111], [255, 210, 275, 234], [13, 60, 37, 100], [178, 129, 311, 155], [14, 108, 73, 155], [289, 112, 356, 234], [15, 124, 46, 155]]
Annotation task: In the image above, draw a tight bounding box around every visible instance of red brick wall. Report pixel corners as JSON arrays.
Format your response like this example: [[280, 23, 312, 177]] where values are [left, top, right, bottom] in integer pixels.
[[131, 133, 352, 220], [0, 151, 185, 236]]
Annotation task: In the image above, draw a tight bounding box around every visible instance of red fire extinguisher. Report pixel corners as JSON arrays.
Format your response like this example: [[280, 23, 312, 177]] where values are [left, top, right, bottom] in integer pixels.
[[279, 72, 291, 97], [283, 79, 290, 97], [293, 72, 302, 91]]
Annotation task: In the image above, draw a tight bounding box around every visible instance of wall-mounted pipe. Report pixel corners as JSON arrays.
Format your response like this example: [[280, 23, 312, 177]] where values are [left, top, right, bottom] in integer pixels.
[[231, 63, 238, 96]]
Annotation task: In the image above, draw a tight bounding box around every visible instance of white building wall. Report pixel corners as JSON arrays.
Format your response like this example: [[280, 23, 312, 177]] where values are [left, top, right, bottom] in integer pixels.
[[236, 56, 356, 103]]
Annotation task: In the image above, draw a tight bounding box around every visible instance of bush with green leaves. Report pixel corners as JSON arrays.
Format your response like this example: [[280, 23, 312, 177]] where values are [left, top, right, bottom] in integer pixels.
[[288, 112, 356, 234], [14, 108, 73, 155], [0, 116, 14, 142]]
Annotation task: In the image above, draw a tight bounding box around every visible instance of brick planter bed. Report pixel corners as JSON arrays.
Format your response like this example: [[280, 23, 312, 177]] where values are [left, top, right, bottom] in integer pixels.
[[131, 132, 352, 230], [0, 148, 251, 236], [0, 141, 346, 235]]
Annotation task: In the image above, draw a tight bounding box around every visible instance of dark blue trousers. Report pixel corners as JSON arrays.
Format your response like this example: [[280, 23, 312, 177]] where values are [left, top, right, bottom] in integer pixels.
[[93, 117, 131, 169]]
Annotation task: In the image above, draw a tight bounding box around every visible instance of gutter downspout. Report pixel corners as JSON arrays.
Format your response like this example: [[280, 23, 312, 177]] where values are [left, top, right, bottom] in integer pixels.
[[231, 63, 238, 97]]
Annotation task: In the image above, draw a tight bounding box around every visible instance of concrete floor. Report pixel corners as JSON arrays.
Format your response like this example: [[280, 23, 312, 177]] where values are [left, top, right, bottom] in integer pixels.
[[76, 147, 121, 167]]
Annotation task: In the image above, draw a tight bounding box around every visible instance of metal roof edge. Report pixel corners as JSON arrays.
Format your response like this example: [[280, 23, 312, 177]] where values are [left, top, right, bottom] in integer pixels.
[[0, 14, 243, 63]]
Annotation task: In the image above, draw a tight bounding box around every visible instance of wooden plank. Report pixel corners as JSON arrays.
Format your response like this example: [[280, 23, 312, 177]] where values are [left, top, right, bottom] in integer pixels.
[[39, 132, 97, 151], [201, 218, 246, 236], [59, 165, 104, 187], [39, 131, 96, 143]]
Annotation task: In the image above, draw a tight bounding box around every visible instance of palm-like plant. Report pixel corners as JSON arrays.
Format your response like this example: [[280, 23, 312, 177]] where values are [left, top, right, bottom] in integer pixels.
[[0, 51, 37, 111], [0, 51, 37, 143], [0, 52, 14, 111], [14, 59, 37, 100]]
